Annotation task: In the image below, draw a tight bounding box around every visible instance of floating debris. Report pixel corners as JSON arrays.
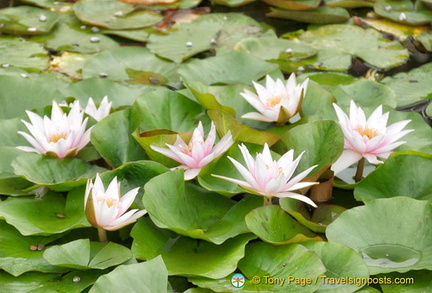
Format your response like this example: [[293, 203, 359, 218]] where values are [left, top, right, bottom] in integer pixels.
[[186, 41, 193, 47], [384, 5, 392, 11], [114, 11, 124, 17], [20, 73, 28, 78], [37, 244, 45, 251], [72, 276, 81, 283], [149, 77, 160, 85], [90, 36, 100, 43], [80, 25, 87, 30], [29, 245, 38, 251], [99, 73, 109, 78], [91, 27, 100, 33], [27, 27, 37, 32], [2, 64, 9, 68], [399, 13, 407, 21], [39, 15, 47, 22], [210, 38, 217, 45], [285, 48, 293, 54]]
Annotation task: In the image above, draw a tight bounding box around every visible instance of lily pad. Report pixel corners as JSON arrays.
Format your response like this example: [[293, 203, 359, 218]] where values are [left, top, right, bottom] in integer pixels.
[[82, 47, 181, 88], [381, 62, 432, 107], [0, 189, 90, 236], [0, 6, 58, 35], [302, 241, 369, 293], [43, 239, 132, 270], [326, 197, 432, 274], [89, 256, 168, 293], [374, 0, 432, 26], [261, 0, 320, 10], [355, 152, 432, 202], [325, 0, 374, 8], [267, 6, 350, 24], [0, 221, 65, 276], [245, 205, 321, 244], [296, 24, 409, 71], [0, 146, 33, 196], [12, 153, 106, 192], [73, 0, 162, 30], [0, 36, 48, 72], [379, 270, 432, 292], [131, 217, 256, 278], [178, 51, 279, 85], [148, 13, 274, 63], [143, 170, 262, 244]]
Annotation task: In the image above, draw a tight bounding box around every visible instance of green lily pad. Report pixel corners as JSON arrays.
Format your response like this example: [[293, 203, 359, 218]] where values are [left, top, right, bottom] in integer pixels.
[[381, 62, 432, 107], [48, 52, 95, 80], [43, 239, 132, 270], [30, 22, 119, 54], [236, 241, 325, 292], [303, 241, 369, 292], [374, 0, 432, 26], [355, 152, 432, 202], [326, 197, 432, 274], [261, 0, 320, 10], [99, 160, 168, 210], [89, 256, 168, 293], [297, 24, 409, 71], [379, 270, 432, 292], [300, 81, 337, 119], [91, 109, 147, 168], [208, 109, 280, 146], [273, 120, 344, 175], [143, 170, 262, 244], [131, 217, 256, 278], [82, 47, 180, 88], [132, 87, 204, 132], [416, 31, 432, 51], [211, 0, 256, 7], [325, 0, 374, 8], [280, 198, 346, 233], [101, 27, 155, 42], [267, 6, 350, 24], [73, 0, 162, 30], [0, 6, 58, 35], [0, 189, 90, 236], [61, 77, 144, 108], [178, 51, 279, 85], [0, 221, 65, 276], [245, 205, 321, 244], [0, 146, 33, 196], [0, 36, 48, 72], [12, 153, 106, 192], [148, 13, 274, 63]]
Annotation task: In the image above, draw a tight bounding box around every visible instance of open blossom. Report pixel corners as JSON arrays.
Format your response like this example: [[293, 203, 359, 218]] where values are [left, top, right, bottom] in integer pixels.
[[17, 101, 91, 158], [84, 96, 112, 121], [212, 143, 318, 207], [240, 74, 308, 123], [150, 121, 233, 181], [332, 100, 413, 174], [84, 174, 147, 231]]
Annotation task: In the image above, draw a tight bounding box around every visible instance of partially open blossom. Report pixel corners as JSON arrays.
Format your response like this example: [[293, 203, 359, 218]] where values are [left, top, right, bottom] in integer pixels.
[[150, 121, 233, 180], [84, 96, 112, 121], [17, 101, 91, 158], [332, 100, 413, 174], [240, 74, 308, 123], [212, 143, 318, 207], [84, 174, 147, 231]]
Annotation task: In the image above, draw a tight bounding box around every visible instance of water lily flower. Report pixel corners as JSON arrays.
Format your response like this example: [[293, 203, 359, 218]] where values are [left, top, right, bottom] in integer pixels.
[[17, 101, 91, 158], [240, 74, 309, 123], [84, 96, 112, 121], [332, 100, 413, 174], [212, 143, 318, 207], [84, 174, 147, 232], [150, 121, 234, 180]]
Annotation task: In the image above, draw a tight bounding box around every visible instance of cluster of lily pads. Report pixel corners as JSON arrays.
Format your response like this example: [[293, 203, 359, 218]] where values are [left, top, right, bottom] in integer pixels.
[[0, 0, 432, 292]]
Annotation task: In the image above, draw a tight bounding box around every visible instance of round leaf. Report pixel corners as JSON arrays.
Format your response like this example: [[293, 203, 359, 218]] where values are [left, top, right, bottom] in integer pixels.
[[0, 6, 58, 35]]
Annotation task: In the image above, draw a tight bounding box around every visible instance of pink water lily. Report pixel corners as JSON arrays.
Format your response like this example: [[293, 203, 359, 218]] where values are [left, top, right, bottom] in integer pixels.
[[84, 174, 147, 231], [241, 74, 308, 123], [332, 100, 413, 174], [17, 101, 91, 158], [212, 143, 318, 207], [150, 121, 233, 180], [84, 96, 112, 122]]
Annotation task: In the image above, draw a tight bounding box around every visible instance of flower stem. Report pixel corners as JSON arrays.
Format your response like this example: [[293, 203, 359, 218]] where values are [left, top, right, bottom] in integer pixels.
[[276, 122, 286, 127], [354, 158, 365, 182], [97, 228, 108, 243], [264, 197, 272, 206]]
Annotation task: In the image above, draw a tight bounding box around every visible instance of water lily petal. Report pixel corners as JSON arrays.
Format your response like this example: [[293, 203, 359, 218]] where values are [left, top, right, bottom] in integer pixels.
[[331, 149, 363, 175]]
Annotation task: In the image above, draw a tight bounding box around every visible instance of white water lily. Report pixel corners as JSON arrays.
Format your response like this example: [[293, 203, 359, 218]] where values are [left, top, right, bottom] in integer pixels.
[[84, 96, 112, 121], [150, 121, 234, 180], [212, 143, 318, 207], [332, 100, 413, 174], [17, 101, 91, 158], [84, 174, 147, 231], [241, 74, 308, 123]]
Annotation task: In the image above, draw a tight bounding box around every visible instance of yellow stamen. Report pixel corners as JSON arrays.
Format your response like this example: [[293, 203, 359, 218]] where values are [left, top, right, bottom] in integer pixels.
[[266, 95, 285, 107], [356, 126, 379, 139], [49, 132, 67, 143], [105, 198, 118, 208]]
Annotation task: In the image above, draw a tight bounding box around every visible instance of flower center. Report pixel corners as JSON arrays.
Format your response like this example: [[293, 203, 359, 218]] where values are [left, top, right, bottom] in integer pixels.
[[105, 198, 118, 208], [266, 95, 285, 107], [356, 126, 379, 139], [48, 132, 67, 143]]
